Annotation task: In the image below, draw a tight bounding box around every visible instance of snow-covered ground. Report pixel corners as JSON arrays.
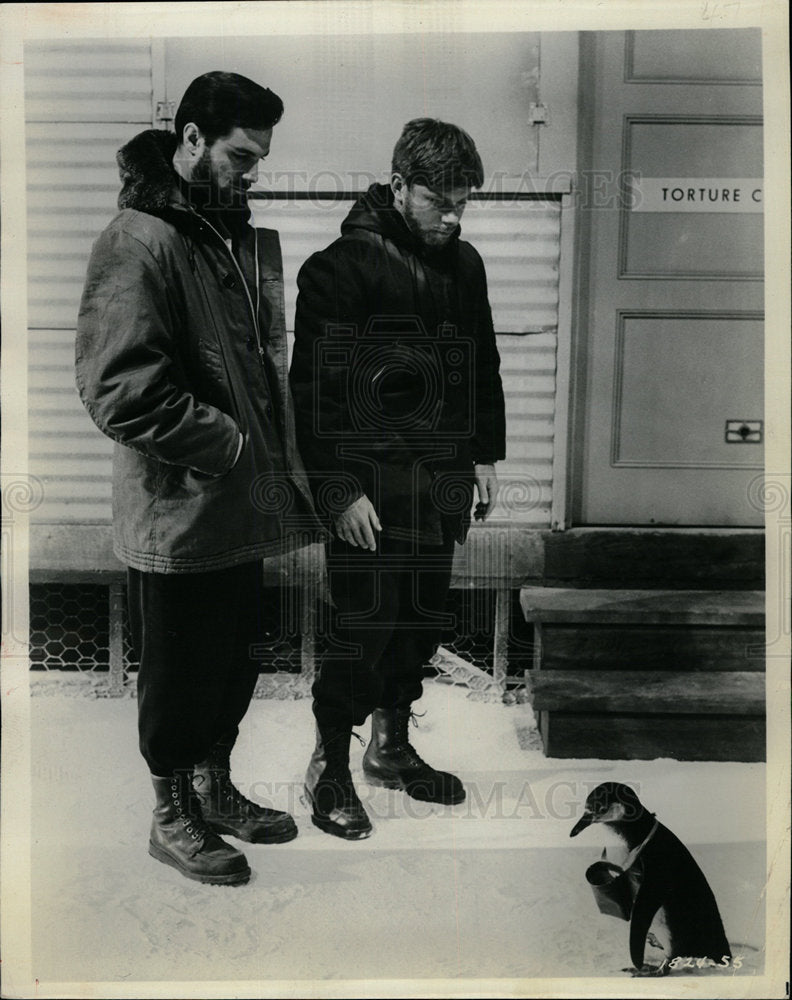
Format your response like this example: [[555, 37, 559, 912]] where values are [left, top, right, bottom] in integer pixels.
[[27, 679, 768, 994]]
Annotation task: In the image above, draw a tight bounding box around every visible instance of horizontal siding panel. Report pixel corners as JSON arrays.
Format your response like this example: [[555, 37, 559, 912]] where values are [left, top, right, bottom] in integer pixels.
[[501, 362, 555, 377], [253, 199, 561, 337], [33, 478, 112, 501], [25, 40, 152, 122], [27, 187, 120, 209], [30, 180, 558, 525], [24, 40, 152, 64], [31, 442, 112, 461], [25, 42, 147, 529], [30, 331, 115, 526], [503, 396, 557, 418], [26, 98, 151, 126], [29, 369, 82, 392], [508, 424, 554, 438], [503, 378, 555, 397], [29, 457, 112, 479], [30, 427, 108, 449], [495, 312, 558, 332], [26, 122, 144, 330], [487, 473, 553, 522], [33, 505, 113, 525], [489, 284, 559, 308], [498, 332, 556, 352], [503, 439, 554, 461]]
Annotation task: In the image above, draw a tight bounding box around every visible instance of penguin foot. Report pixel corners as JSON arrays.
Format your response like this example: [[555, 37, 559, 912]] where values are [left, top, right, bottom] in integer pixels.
[[624, 963, 670, 977]]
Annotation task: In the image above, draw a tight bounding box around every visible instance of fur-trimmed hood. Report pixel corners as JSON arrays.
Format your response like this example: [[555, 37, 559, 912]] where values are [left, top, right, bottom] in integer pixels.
[[77, 128, 324, 572], [116, 129, 181, 213]]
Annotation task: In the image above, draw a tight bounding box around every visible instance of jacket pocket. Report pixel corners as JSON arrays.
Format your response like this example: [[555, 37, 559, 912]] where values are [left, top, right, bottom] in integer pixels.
[[197, 337, 243, 428], [155, 452, 240, 505]]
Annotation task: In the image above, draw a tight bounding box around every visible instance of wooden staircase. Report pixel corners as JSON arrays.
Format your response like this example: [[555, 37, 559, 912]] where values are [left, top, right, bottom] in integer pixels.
[[520, 588, 766, 761]]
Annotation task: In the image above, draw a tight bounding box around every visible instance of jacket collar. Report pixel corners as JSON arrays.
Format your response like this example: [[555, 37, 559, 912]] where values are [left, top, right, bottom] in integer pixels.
[[116, 128, 253, 241], [117, 129, 184, 213]]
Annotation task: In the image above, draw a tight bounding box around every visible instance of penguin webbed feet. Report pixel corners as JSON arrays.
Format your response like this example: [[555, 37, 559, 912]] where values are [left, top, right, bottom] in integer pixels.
[[624, 962, 670, 978]]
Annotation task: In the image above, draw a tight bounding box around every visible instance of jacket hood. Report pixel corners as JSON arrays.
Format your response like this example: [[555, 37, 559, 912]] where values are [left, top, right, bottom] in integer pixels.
[[117, 129, 180, 213], [340, 182, 461, 256]]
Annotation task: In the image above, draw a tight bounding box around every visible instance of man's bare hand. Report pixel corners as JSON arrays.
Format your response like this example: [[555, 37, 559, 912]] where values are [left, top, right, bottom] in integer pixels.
[[473, 463, 499, 521], [334, 494, 382, 550]]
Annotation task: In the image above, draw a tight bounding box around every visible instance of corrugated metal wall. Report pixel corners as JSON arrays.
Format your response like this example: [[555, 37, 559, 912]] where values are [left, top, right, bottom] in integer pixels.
[[26, 42, 560, 531], [26, 41, 155, 524]]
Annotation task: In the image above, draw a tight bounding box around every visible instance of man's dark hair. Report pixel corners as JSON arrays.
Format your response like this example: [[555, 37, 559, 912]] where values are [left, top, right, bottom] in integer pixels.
[[391, 118, 484, 192], [174, 71, 284, 145]]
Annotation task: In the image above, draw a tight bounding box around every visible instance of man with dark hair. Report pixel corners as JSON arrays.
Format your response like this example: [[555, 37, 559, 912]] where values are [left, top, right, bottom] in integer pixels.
[[290, 118, 506, 840], [76, 72, 322, 884]]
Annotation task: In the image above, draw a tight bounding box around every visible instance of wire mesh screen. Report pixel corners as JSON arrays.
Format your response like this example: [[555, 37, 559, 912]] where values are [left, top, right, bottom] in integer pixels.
[[28, 582, 530, 699], [30, 583, 110, 673], [437, 588, 497, 675]]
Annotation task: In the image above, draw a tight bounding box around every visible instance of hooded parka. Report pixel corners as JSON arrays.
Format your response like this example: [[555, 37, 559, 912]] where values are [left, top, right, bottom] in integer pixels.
[[76, 129, 323, 573], [290, 183, 506, 545]]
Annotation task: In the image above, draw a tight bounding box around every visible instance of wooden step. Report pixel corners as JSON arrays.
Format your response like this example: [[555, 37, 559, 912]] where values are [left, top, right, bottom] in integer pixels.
[[524, 669, 766, 762], [540, 529, 764, 589], [520, 588, 765, 626], [526, 670, 765, 715], [518, 588, 766, 761], [528, 625, 764, 672], [520, 588, 765, 674]]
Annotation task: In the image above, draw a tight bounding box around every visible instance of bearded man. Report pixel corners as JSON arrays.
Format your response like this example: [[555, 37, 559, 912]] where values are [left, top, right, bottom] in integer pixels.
[[76, 72, 322, 884]]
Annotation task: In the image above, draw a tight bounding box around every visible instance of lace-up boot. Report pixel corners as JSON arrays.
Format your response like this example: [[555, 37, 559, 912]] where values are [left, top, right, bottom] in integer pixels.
[[304, 725, 372, 840], [192, 736, 297, 844], [362, 707, 465, 804], [149, 773, 251, 885]]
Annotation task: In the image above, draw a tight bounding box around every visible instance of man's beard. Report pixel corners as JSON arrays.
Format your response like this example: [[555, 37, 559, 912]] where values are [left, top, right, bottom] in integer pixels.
[[402, 197, 453, 249], [189, 149, 248, 212]]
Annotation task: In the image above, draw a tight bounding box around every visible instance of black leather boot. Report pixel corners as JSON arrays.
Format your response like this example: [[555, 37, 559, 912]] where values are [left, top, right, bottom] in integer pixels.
[[148, 773, 251, 885], [304, 725, 372, 840], [192, 736, 298, 844], [362, 707, 466, 804]]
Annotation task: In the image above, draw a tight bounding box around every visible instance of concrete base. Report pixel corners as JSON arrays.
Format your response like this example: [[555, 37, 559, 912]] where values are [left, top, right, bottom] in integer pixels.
[[30, 523, 765, 589]]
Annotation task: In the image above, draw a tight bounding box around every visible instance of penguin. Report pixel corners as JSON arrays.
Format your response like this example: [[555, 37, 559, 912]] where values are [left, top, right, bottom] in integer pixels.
[[570, 782, 732, 974]]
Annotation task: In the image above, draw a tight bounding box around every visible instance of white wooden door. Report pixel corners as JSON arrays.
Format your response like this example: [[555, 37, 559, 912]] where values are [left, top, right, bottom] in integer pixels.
[[576, 29, 764, 526]]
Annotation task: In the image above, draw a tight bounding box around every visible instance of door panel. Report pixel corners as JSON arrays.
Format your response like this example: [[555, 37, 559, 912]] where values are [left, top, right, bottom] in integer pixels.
[[613, 312, 764, 467], [578, 29, 764, 526], [623, 117, 764, 278]]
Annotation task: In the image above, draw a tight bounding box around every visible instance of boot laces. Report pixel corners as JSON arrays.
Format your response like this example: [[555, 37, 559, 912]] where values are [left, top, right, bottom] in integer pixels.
[[170, 776, 210, 844], [219, 771, 258, 811], [394, 710, 428, 769]]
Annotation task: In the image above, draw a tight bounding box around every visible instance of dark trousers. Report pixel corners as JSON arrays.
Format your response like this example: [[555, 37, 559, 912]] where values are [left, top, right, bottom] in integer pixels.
[[128, 561, 265, 777], [313, 534, 455, 728]]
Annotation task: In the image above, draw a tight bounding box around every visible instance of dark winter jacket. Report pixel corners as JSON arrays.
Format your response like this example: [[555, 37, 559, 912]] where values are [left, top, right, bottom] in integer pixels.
[[75, 129, 323, 573], [290, 183, 506, 544]]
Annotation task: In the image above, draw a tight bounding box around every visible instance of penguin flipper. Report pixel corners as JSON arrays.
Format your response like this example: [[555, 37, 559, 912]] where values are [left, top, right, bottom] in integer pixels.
[[629, 888, 663, 971]]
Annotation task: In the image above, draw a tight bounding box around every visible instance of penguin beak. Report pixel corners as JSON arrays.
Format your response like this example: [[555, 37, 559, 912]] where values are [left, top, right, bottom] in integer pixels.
[[570, 812, 593, 837]]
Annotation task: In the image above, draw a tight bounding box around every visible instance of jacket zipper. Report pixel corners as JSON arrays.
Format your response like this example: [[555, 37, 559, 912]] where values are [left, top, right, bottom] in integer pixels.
[[196, 214, 297, 475], [201, 216, 266, 369]]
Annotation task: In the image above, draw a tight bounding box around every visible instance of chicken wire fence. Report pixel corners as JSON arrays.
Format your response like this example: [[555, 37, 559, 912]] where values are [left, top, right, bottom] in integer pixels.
[[28, 581, 533, 701]]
